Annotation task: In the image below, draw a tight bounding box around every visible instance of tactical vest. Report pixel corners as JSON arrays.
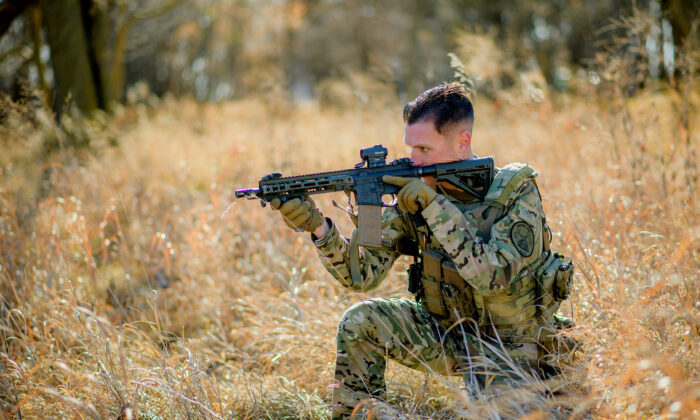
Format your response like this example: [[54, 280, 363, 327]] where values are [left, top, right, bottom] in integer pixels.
[[403, 163, 574, 344]]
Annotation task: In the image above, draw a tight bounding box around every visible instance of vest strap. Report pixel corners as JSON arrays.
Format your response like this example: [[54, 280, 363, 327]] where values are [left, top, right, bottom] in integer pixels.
[[484, 163, 537, 208]]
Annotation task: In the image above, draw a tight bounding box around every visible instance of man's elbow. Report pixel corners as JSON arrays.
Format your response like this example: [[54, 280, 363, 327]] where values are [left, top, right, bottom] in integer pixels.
[[336, 275, 378, 293]]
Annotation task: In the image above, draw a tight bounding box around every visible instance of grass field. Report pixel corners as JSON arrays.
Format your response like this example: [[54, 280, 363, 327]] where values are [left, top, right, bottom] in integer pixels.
[[0, 83, 698, 418]]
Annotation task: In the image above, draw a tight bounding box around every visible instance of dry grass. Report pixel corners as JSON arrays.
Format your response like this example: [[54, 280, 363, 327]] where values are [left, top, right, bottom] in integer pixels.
[[0, 75, 698, 420]]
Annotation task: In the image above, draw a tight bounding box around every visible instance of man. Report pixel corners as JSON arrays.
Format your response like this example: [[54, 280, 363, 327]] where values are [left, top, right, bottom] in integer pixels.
[[271, 82, 572, 419]]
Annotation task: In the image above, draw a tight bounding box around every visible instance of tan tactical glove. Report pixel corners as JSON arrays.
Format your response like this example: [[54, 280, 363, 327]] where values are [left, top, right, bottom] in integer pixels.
[[270, 196, 323, 232], [382, 175, 437, 214]]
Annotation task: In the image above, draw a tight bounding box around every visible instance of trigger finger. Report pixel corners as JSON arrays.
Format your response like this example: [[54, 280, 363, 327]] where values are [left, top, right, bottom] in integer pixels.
[[383, 175, 411, 186]]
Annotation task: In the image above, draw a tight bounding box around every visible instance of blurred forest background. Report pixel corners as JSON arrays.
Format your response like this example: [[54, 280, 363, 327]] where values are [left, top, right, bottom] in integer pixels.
[[0, 0, 699, 419], [0, 0, 698, 115]]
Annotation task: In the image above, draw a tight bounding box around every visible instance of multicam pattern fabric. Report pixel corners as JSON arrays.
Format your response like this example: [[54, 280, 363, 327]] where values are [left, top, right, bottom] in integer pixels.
[[421, 181, 543, 298], [332, 298, 538, 419], [313, 165, 547, 419]]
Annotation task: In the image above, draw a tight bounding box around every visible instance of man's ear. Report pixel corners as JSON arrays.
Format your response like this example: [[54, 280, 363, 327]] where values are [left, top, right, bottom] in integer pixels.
[[457, 130, 472, 152]]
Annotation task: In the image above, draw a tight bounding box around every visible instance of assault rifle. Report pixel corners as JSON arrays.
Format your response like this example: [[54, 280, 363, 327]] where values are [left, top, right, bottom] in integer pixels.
[[235, 145, 494, 248]]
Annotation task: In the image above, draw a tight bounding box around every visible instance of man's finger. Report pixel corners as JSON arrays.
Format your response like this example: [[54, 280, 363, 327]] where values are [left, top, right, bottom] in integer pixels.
[[403, 190, 419, 213], [400, 185, 422, 214], [396, 188, 409, 213], [286, 204, 308, 220], [270, 198, 282, 210], [382, 175, 412, 187], [396, 197, 408, 214], [280, 198, 302, 213], [289, 212, 310, 227], [304, 195, 316, 206], [282, 218, 296, 230]]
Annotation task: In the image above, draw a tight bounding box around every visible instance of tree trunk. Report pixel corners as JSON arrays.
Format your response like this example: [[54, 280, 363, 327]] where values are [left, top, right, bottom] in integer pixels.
[[88, 3, 115, 110], [29, 5, 49, 100], [39, 0, 98, 116]]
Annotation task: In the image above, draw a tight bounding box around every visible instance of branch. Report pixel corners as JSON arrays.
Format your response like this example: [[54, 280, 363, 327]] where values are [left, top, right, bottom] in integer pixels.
[[133, 0, 184, 21], [0, 45, 31, 63], [117, 0, 184, 47]]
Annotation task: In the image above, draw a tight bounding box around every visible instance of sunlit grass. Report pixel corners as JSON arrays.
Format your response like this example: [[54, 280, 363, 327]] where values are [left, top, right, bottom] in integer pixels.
[[0, 85, 698, 418]]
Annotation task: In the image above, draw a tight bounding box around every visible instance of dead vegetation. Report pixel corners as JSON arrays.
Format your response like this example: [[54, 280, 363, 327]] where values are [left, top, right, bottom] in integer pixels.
[[1, 18, 700, 414], [1, 78, 698, 418]]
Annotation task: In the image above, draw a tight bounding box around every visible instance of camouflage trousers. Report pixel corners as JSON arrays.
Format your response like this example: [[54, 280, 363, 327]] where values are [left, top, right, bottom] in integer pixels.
[[331, 297, 539, 419]]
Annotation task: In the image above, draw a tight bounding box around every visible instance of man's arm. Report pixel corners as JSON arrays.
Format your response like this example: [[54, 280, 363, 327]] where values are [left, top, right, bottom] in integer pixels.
[[422, 180, 544, 296], [311, 208, 407, 292]]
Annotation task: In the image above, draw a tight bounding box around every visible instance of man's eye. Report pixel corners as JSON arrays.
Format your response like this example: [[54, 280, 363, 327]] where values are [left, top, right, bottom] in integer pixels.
[[420, 147, 428, 153]]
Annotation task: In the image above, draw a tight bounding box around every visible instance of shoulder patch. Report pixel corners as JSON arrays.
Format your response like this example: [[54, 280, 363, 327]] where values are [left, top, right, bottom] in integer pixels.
[[510, 221, 534, 257]]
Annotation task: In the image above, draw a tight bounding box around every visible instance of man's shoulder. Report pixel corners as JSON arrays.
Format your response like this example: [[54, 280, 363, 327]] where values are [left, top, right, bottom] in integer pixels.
[[493, 162, 538, 186], [487, 162, 540, 208]]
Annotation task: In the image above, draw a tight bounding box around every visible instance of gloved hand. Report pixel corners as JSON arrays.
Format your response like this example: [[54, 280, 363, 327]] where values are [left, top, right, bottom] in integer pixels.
[[270, 196, 323, 232], [382, 175, 437, 214]]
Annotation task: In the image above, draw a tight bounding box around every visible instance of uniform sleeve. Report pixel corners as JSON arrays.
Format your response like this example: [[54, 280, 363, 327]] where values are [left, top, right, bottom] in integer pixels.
[[421, 180, 543, 297], [312, 207, 407, 292]]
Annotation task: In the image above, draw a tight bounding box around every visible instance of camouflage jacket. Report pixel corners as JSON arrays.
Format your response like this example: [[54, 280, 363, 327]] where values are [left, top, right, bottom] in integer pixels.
[[312, 166, 545, 300]]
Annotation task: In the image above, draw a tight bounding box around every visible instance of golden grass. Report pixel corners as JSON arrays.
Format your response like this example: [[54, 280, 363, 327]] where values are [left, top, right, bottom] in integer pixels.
[[0, 85, 698, 419]]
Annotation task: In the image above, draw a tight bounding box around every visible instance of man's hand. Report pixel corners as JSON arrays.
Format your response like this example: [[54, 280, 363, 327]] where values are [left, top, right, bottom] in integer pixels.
[[382, 176, 437, 214], [270, 196, 324, 233]]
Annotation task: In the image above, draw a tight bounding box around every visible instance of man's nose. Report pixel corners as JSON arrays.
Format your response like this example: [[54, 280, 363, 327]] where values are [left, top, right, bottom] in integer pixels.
[[410, 151, 422, 166]]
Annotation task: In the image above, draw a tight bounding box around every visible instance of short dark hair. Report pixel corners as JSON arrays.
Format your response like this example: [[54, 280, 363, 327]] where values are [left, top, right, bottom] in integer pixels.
[[403, 82, 474, 135]]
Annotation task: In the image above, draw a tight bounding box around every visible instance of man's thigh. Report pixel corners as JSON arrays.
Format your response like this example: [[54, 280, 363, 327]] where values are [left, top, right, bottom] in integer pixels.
[[338, 297, 463, 375]]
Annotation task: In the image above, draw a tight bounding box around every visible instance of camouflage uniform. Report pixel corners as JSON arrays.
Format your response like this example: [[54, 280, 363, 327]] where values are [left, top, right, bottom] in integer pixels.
[[313, 164, 551, 419]]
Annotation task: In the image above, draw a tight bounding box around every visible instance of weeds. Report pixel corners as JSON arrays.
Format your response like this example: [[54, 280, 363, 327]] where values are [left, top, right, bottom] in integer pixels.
[[0, 28, 699, 418]]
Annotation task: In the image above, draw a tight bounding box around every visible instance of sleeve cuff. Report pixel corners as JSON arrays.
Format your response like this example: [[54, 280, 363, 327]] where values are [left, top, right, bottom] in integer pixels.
[[421, 194, 447, 221], [311, 216, 337, 246]]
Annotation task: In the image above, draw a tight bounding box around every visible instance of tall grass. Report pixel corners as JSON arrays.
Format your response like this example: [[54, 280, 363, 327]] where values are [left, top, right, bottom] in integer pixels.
[[1, 62, 698, 419]]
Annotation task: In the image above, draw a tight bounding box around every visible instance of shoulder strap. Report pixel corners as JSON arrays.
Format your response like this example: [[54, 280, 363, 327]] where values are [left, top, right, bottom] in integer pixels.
[[483, 163, 538, 209], [482, 162, 551, 251]]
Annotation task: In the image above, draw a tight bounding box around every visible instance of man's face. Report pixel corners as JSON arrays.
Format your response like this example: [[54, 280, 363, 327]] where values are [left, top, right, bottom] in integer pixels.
[[404, 120, 468, 187]]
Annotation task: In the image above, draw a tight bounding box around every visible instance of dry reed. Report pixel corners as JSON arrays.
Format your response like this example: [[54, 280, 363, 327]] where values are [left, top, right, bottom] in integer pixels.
[[0, 67, 698, 418]]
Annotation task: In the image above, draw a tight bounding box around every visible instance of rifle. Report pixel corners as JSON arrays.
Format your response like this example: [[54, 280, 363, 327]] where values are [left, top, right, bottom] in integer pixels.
[[235, 145, 494, 248]]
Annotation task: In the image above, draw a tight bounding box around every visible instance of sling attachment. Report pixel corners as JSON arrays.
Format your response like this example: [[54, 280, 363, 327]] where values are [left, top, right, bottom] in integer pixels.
[[348, 229, 363, 289], [332, 191, 358, 227], [334, 190, 363, 289]]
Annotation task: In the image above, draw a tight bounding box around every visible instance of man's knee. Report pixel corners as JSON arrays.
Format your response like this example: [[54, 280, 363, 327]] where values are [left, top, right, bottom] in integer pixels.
[[337, 298, 386, 338]]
